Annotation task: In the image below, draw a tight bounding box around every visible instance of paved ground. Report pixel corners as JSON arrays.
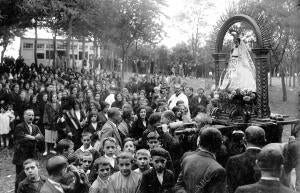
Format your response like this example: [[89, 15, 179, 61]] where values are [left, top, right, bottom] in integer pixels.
[[0, 77, 298, 193]]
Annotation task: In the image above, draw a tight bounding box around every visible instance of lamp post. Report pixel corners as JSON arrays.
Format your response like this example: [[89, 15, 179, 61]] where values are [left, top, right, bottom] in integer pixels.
[[31, 18, 38, 65]]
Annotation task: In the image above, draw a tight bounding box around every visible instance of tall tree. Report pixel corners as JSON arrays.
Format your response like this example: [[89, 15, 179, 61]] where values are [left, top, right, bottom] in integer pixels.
[[110, 0, 165, 85]]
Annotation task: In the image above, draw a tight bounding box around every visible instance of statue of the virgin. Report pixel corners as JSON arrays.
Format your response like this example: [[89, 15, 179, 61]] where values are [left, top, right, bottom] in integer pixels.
[[219, 31, 256, 92]]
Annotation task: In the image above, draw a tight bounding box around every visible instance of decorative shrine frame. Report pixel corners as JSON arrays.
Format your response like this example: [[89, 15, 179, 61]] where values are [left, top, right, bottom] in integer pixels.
[[212, 14, 271, 118]]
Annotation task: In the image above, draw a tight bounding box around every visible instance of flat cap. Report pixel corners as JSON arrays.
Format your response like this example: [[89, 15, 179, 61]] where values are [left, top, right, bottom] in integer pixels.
[[46, 155, 68, 173], [147, 131, 160, 140], [150, 147, 169, 159]]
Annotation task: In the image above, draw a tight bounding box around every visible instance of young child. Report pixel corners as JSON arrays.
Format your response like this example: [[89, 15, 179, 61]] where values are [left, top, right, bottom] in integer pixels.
[[89, 137, 119, 183], [56, 138, 75, 160], [102, 137, 118, 171], [74, 131, 99, 162], [17, 159, 46, 193], [0, 104, 14, 148], [79, 152, 93, 179], [146, 132, 161, 151], [108, 152, 141, 193], [134, 149, 151, 174], [89, 157, 112, 193], [138, 147, 175, 193], [146, 132, 174, 173], [123, 137, 136, 154]]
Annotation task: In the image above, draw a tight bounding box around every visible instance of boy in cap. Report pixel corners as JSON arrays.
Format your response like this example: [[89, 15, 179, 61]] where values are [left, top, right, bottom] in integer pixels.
[[138, 147, 175, 193], [235, 144, 297, 193], [146, 132, 174, 172]]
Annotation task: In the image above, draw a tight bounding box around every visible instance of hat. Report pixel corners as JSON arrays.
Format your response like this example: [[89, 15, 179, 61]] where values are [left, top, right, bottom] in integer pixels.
[[150, 147, 169, 159], [147, 131, 160, 140], [257, 144, 283, 171], [46, 155, 68, 174]]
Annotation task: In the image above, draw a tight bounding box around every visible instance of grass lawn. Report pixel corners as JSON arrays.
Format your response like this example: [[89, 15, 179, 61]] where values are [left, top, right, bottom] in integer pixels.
[[0, 76, 299, 193]]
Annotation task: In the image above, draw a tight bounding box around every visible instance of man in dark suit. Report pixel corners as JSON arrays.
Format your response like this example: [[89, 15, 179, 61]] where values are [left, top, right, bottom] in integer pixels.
[[189, 88, 209, 117], [226, 126, 266, 193], [285, 123, 300, 191], [138, 147, 175, 193], [40, 155, 88, 193], [13, 109, 44, 191], [235, 144, 297, 193], [174, 127, 226, 193], [98, 107, 123, 150]]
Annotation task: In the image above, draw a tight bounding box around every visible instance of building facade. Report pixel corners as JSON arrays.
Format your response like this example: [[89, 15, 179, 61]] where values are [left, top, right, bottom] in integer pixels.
[[19, 37, 100, 69]]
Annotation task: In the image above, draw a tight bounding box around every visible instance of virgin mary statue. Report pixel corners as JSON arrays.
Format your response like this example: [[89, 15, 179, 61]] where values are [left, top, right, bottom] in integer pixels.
[[219, 36, 256, 92]]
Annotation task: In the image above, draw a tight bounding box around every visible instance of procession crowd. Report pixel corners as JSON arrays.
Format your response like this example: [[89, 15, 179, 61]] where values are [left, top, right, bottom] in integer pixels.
[[0, 59, 299, 193]]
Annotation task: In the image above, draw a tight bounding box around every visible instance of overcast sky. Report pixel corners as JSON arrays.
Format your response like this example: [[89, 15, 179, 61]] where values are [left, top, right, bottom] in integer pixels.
[[3, 0, 238, 58]]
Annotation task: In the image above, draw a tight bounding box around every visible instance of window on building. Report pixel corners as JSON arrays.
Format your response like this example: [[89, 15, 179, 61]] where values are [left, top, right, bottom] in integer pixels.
[[70, 54, 78, 60], [46, 44, 54, 49], [37, 53, 45, 59], [23, 43, 33, 49], [72, 45, 78, 50], [46, 50, 54, 59], [37, 44, 44, 49], [79, 52, 89, 60]]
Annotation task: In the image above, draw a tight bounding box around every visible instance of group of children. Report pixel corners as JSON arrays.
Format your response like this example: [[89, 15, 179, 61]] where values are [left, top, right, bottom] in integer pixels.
[[17, 128, 176, 193]]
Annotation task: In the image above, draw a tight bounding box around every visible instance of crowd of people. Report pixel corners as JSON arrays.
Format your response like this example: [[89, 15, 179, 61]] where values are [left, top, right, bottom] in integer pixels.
[[0, 58, 299, 193]]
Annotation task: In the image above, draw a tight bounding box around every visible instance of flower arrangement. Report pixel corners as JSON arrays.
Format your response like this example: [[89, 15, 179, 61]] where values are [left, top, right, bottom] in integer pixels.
[[211, 88, 257, 121], [217, 88, 256, 103]]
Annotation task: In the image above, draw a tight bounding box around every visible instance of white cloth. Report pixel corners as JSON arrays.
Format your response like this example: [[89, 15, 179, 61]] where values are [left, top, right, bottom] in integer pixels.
[[79, 145, 94, 152], [0, 113, 10, 135], [134, 167, 152, 175], [91, 123, 97, 130], [105, 154, 116, 168], [75, 110, 81, 121], [219, 41, 256, 92], [156, 172, 164, 185], [168, 92, 189, 111], [105, 94, 115, 108]]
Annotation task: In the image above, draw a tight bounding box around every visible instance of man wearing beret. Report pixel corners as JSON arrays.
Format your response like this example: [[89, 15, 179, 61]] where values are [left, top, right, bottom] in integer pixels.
[[40, 155, 89, 193], [226, 126, 266, 193], [235, 144, 297, 193], [138, 147, 175, 193], [175, 127, 226, 193]]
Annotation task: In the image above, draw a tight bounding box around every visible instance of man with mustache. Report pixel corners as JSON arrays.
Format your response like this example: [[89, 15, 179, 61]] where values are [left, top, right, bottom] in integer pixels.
[[13, 109, 44, 192]]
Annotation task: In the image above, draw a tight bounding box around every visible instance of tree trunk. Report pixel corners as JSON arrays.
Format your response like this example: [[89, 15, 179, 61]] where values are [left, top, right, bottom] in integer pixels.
[[82, 37, 86, 61], [293, 73, 296, 88], [34, 22, 38, 65], [66, 17, 73, 68], [0, 42, 8, 65], [289, 65, 292, 87], [121, 48, 126, 88], [72, 37, 75, 70], [93, 38, 99, 70], [280, 69, 287, 101], [52, 29, 57, 68]]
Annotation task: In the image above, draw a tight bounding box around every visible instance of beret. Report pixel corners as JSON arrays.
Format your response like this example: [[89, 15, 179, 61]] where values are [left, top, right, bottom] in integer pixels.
[[46, 155, 68, 172], [147, 131, 159, 140], [150, 147, 169, 159]]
